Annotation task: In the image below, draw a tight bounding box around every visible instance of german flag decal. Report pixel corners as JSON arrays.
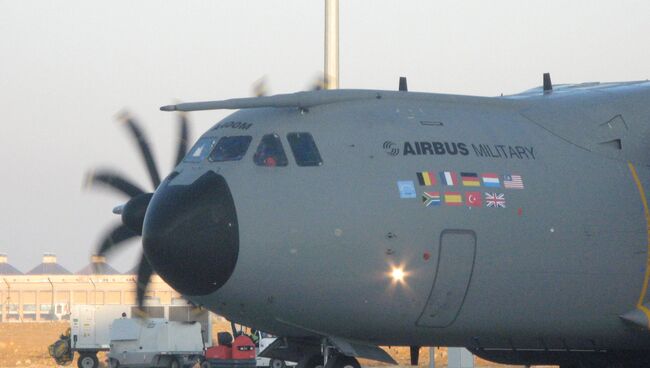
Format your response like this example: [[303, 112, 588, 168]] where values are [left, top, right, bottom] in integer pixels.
[[460, 172, 480, 187]]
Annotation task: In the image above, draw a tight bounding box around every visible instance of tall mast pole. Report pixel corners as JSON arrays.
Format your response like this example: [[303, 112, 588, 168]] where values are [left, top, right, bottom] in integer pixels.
[[324, 0, 339, 89]]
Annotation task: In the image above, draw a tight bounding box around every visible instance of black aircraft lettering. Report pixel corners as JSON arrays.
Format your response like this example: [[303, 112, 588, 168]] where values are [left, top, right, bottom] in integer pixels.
[[214, 121, 253, 130], [471, 144, 536, 160]]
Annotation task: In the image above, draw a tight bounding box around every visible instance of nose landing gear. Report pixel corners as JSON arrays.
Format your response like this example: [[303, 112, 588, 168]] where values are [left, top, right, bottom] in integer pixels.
[[324, 355, 361, 368], [297, 341, 360, 368], [262, 336, 392, 368], [298, 354, 360, 368]]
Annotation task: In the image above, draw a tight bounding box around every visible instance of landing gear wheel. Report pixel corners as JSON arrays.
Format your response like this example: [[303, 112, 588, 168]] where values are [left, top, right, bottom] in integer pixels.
[[270, 358, 287, 368], [337, 356, 360, 368], [297, 355, 324, 368], [77, 352, 99, 368], [325, 355, 360, 368], [168, 357, 181, 368]]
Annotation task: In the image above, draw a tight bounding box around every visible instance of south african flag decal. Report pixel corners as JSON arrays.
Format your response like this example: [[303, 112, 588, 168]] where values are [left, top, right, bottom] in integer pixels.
[[422, 191, 441, 207]]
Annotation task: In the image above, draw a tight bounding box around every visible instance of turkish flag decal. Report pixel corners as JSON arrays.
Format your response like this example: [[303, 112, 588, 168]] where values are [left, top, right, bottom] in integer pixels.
[[465, 191, 482, 207]]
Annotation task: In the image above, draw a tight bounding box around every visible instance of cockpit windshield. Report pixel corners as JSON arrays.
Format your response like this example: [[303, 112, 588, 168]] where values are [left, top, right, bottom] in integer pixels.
[[253, 134, 288, 167], [209, 136, 253, 162], [184, 137, 215, 163], [287, 132, 323, 166]]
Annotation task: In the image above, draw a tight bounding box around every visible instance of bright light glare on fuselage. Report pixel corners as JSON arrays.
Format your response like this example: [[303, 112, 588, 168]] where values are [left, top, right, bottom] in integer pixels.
[[390, 266, 408, 284]]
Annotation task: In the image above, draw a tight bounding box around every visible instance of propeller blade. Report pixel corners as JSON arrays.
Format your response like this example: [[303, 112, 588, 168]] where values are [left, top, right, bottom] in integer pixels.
[[86, 170, 146, 198], [97, 223, 139, 258], [135, 253, 154, 310], [174, 113, 190, 167], [252, 76, 269, 97], [120, 115, 162, 189], [309, 75, 326, 91]]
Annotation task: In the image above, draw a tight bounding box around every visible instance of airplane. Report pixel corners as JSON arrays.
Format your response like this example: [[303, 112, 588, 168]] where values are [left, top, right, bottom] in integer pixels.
[[88, 74, 650, 368]]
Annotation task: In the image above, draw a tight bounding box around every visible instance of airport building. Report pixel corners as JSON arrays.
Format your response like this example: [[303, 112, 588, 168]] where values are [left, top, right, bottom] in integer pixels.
[[0, 253, 184, 322]]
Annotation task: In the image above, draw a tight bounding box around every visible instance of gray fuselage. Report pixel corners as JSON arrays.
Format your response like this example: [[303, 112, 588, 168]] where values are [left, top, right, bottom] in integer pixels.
[[167, 82, 650, 352]]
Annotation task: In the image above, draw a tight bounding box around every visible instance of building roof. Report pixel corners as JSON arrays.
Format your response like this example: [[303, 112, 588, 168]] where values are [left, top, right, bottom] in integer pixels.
[[0, 263, 23, 275], [123, 265, 157, 277], [26, 253, 71, 275], [0, 254, 23, 275], [124, 265, 138, 275], [76, 256, 121, 275], [27, 263, 72, 275]]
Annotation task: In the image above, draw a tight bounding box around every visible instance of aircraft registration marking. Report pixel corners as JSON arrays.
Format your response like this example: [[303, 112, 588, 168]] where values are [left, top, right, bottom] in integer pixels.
[[213, 121, 253, 130]]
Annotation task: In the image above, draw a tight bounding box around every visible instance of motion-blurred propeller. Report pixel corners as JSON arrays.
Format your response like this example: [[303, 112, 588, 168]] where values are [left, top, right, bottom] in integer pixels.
[[308, 74, 327, 91], [86, 112, 190, 310], [250, 74, 327, 98], [252, 76, 269, 97]]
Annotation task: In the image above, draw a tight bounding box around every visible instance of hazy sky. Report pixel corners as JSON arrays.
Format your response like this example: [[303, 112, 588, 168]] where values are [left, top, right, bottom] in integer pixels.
[[1, 0, 649, 272]]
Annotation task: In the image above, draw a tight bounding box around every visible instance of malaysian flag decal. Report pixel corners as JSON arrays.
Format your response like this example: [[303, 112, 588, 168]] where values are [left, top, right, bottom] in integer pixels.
[[503, 174, 524, 189]]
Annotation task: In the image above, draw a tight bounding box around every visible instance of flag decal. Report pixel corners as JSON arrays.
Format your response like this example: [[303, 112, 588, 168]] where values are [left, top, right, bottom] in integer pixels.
[[422, 191, 441, 207], [397, 181, 416, 199], [481, 173, 501, 188], [439, 171, 458, 186], [485, 192, 506, 208], [465, 191, 482, 207], [417, 171, 437, 186], [503, 174, 524, 189], [444, 192, 463, 206], [460, 172, 480, 187]]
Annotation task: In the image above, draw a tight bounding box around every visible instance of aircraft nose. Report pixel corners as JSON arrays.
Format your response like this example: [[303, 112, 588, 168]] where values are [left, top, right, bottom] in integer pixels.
[[142, 171, 239, 296]]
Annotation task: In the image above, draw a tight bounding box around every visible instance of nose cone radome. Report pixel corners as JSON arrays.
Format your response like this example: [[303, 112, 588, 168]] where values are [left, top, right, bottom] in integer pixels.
[[142, 171, 239, 296]]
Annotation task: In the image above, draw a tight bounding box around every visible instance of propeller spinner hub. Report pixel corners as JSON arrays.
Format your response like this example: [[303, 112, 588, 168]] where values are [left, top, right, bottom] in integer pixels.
[[121, 193, 153, 235], [142, 171, 239, 296]]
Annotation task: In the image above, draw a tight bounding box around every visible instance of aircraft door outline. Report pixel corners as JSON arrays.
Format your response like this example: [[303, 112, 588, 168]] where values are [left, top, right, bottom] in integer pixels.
[[417, 229, 477, 328]]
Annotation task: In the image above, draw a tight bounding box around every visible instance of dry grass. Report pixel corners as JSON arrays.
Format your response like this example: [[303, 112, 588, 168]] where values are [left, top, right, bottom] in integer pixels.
[[0, 322, 96, 368], [0, 322, 552, 368]]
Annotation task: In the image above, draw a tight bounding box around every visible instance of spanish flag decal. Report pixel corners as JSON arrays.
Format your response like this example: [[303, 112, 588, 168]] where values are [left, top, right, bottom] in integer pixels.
[[444, 192, 463, 206]]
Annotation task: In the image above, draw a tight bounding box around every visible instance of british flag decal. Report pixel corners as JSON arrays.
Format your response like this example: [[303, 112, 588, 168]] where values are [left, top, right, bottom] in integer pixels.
[[485, 192, 506, 208]]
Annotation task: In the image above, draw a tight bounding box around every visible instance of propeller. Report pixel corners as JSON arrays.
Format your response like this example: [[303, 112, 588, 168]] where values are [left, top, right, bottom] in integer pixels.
[[252, 76, 269, 97], [86, 112, 190, 310], [308, 74, 327, 91], [250, 74, 328, 98]]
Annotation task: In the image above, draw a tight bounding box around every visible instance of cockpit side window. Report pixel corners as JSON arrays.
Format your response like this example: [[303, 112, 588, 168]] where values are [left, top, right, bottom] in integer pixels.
[[184, 137, 215, 163], [209, 136, 252, 162], [254, 134, 288, 167], [287, 132, 323, 166]]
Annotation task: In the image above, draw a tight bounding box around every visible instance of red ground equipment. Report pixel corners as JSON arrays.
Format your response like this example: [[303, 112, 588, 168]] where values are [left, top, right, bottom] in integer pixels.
[[202, 333, 256, 368]]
